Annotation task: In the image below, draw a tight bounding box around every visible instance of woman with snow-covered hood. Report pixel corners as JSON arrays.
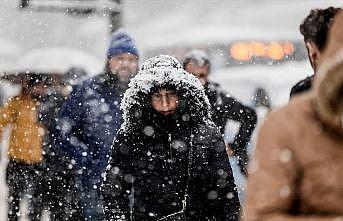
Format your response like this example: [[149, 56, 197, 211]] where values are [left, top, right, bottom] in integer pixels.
[[102, 55, 240, 221]]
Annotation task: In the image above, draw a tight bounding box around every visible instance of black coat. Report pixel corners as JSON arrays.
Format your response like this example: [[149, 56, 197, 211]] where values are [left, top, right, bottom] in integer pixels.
[[102, 56, 240, 221], [204, 82, 257, 176], [289, 75, 314, 98], [103, 117, 240, 221]]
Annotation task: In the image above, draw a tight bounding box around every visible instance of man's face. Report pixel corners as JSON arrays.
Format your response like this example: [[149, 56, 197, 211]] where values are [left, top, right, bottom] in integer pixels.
[[151, 89, 179, 116], [184, 61, 209, 85], [109, 53, 139, 83]]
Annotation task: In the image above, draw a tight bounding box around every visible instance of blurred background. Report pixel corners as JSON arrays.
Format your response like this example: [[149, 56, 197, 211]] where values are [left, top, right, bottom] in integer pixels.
[[0, 0, 342, 220]]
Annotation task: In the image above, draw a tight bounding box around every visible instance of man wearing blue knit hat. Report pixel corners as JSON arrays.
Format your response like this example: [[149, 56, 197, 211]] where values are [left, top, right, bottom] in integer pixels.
[[54, 31, 139, 220], [106, 31, 139, 88]]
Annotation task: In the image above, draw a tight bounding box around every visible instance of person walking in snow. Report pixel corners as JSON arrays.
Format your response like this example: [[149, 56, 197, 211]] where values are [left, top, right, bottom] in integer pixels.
[[55, 31, 139, 220], [243, 11, 343, 221], [102, 55, 240, 221], [37, 67, 87, 220], [0, 75, 47, 221], [183, 50, 257, 176], [290, 7, 341, 98]]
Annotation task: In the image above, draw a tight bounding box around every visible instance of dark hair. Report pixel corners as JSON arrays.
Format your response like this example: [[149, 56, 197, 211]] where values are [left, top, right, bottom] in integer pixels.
[[300, 7, 341, 51], [26, 73, 44, 87]]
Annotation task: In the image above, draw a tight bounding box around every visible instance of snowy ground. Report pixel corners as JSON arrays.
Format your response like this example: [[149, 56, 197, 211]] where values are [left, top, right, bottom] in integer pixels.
[[0, 0, 342, 219]]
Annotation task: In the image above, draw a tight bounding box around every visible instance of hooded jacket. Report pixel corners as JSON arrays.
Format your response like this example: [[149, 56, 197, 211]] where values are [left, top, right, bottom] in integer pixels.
[[243, 12, 343, 220], [102, 55, 240, 221]]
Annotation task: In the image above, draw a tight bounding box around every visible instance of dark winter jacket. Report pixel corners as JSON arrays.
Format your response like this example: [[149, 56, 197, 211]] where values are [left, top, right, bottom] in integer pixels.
[[55, 73, 123, 188], [289, 75, 314, 98], [38, 90, 78, 202], [102, 55, 240, 221], [39, 90, 67, 172], [204, 82, 257, 176]]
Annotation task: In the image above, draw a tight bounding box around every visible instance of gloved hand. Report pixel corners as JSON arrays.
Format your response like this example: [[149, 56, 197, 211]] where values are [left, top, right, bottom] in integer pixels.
[[227, 143, 249, 177]]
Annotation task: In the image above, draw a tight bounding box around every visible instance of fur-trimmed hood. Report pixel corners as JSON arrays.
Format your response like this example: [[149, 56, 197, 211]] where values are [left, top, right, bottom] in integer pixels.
[[120, 55, 212, 132], [313, 51, 343, 134], [312, 11, 343, 134]]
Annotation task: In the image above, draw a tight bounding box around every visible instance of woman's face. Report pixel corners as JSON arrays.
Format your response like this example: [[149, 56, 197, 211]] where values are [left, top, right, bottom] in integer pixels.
[[151, 89, 179, 116]]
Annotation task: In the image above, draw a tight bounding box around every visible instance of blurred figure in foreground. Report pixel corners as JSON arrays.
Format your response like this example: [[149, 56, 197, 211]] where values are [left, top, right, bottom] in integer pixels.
[[0, 75, 46, 221], [102, 55, 240, 221], [38, 67, 87, 220], [55, 31, 139, 220], [290, 7, 341, 98], [243, 11, 343, 221], [183, 50, 257, 176]]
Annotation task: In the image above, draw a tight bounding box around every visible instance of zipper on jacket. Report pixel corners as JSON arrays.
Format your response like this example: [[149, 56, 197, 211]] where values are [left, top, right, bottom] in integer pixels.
[[168, 133, 173, 164]]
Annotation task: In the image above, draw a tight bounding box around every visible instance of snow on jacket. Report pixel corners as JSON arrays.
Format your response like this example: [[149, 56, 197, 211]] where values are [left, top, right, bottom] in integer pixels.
[[204, 81, 257, 176], [38, 91, 72, 181], [0, 94, 43, 164], [102, 55, 240, 221], [55, 73, 122, 187], [243, 19, 343, 220]]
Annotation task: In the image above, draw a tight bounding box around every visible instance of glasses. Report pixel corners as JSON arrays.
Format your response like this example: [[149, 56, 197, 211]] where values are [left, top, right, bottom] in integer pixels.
[[151, 92, 178, 102]]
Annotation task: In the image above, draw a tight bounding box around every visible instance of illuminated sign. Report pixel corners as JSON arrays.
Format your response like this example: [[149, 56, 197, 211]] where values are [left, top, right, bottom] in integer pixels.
[[229, 41, 295, 61]]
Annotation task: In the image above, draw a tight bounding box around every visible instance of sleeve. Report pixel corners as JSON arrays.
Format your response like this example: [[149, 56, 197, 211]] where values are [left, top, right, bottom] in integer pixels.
[[188, 125, 241, 221], [222, 95, 257, 176], [102, 131, 133, 221], [243, 112, 339, 221], [207, 127, 241, 221], [0, 98, 16, 135]]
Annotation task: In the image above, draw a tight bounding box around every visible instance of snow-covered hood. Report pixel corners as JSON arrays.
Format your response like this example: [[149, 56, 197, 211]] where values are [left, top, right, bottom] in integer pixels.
[[121, 55, 211, 132]]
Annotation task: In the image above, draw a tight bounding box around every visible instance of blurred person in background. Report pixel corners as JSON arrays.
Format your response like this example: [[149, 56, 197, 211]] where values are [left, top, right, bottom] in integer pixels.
[[37, 67, 87, 220], [55, 31, 139, 220], [243, 10, 343, 221], [0, 75, 46, 221], [102, 55, 240, 221], [183, 49, 257, 176], [251, 87, 272, 126], [290, 7, 341, 98]]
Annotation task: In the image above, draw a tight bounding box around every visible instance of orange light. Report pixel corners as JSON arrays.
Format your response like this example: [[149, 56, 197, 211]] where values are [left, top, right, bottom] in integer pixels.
[[251, 42, 266, 57], [282, 41, 295, 55], [267, 42, 285, 60], [230, 42, 252, 61]]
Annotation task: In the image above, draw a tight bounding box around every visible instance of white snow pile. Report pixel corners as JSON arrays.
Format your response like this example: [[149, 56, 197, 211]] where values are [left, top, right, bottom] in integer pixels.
[[121, 55, 211, 131]]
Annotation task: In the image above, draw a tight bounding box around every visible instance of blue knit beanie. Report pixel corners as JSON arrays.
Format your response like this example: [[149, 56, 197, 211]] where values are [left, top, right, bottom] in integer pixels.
[[107, 32, 139, 59]]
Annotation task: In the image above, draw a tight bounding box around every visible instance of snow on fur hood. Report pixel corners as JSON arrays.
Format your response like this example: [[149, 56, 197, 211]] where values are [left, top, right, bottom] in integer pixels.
[[121, 55, 211, 132]]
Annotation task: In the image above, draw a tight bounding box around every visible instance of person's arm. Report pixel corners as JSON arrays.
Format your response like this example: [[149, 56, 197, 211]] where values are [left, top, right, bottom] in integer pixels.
[[243, 112, 342, 221], [0, 98, 16, 135], [102, 131, 132, 221], [222, 95, 257, 176], [54, 86, 87, 161], [208, 125, 241, 221], [188, 124, 240, 221]]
